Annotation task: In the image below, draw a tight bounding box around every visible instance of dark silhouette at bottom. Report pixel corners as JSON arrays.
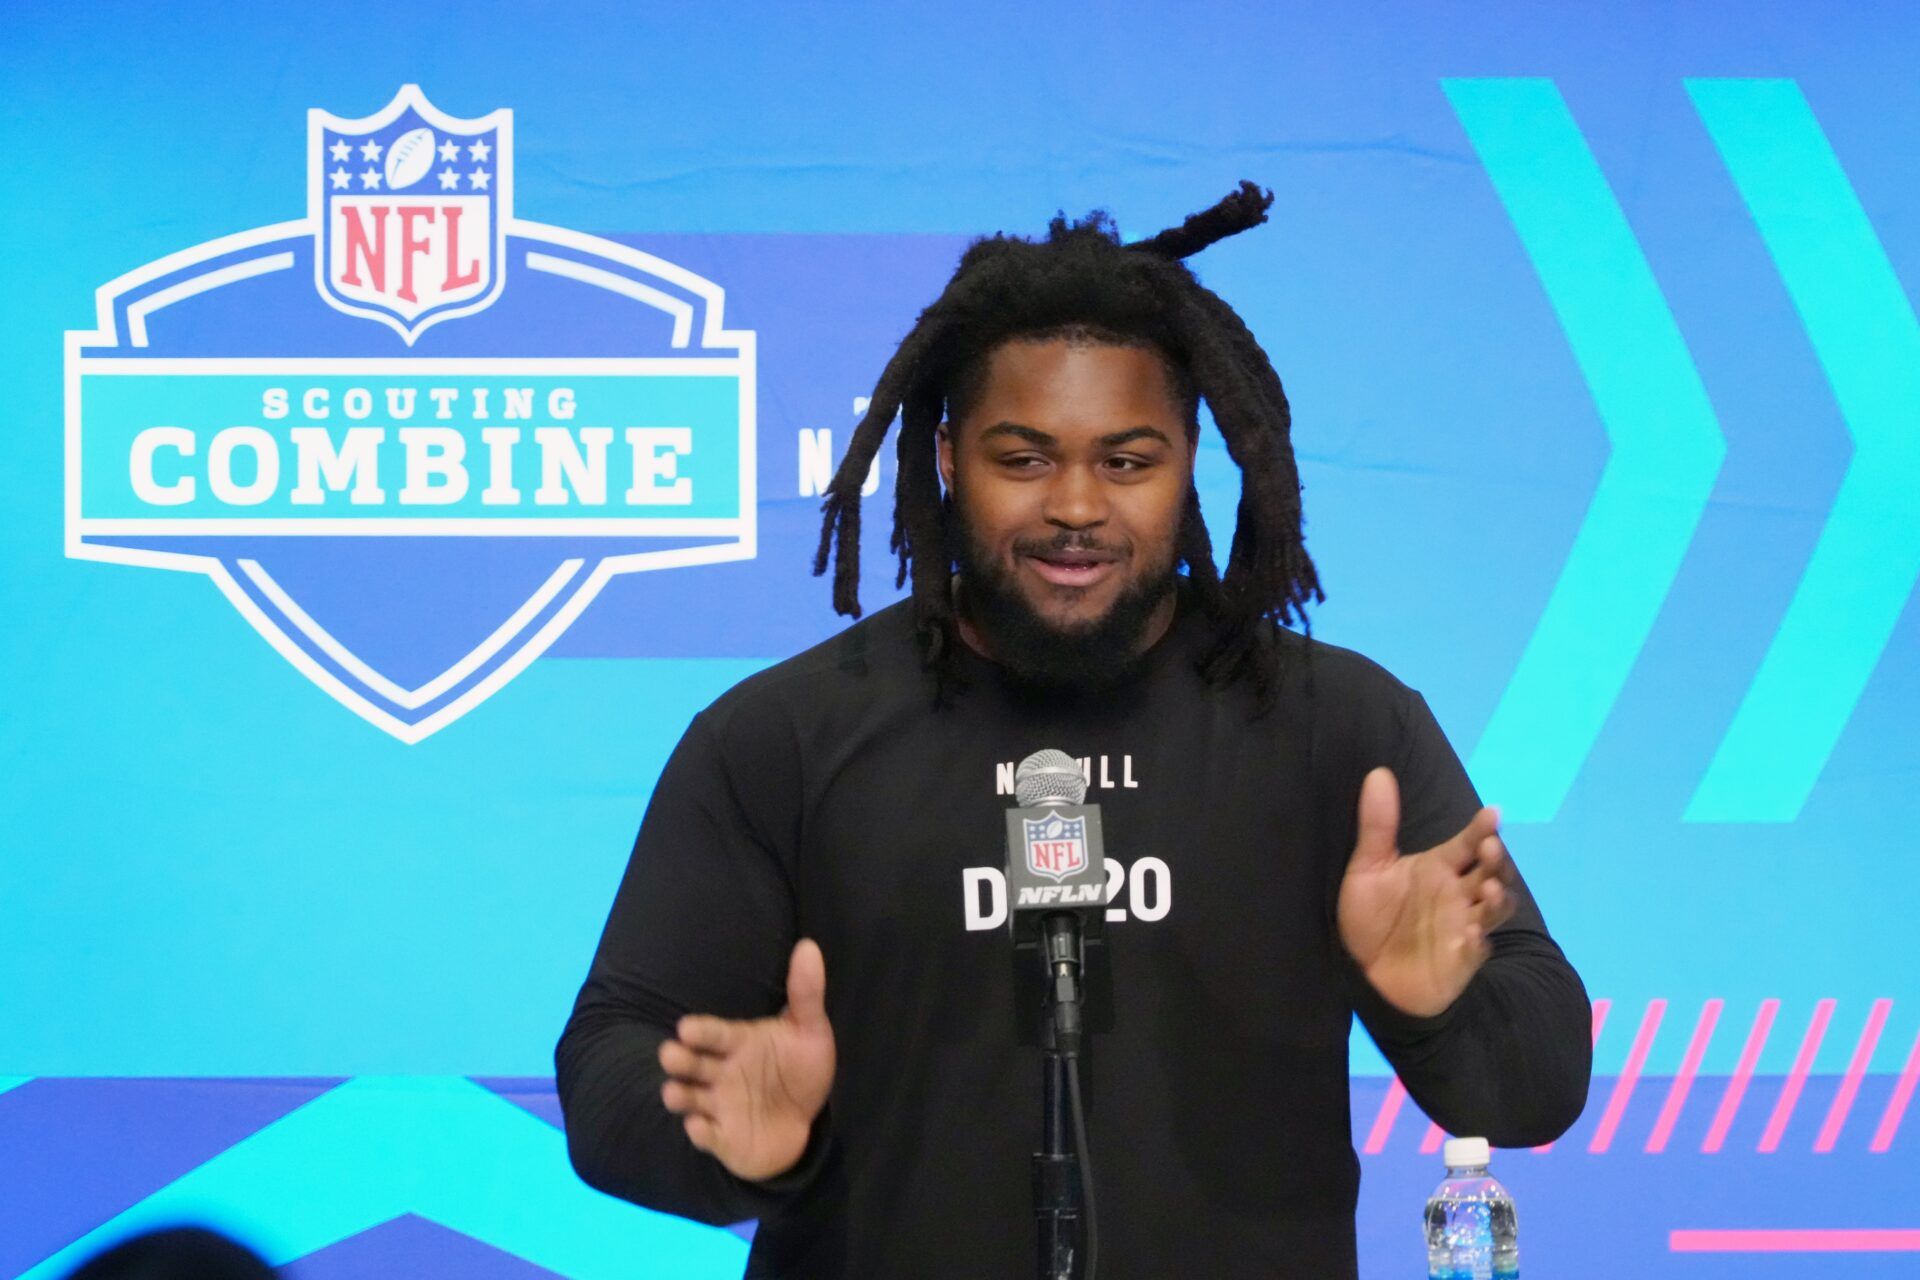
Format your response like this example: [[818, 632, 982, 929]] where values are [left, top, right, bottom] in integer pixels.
[[62, 1226, 277, 1280]]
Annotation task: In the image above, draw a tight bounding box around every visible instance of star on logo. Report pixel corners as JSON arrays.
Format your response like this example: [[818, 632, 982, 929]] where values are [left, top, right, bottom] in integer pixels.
[[469, 168, 491, 190], [438, 139, 461, 163], [329, 138, 351, 163], [438, 168, 460, 190], [330, 168, 351, 190], [359, 167, 383, 189], [468, 139, 492, 163], [359, 139, 384, 162]]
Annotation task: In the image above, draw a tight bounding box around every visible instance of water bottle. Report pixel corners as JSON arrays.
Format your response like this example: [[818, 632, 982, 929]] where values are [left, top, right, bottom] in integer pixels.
[[1424, 1136, 1518, 1280]]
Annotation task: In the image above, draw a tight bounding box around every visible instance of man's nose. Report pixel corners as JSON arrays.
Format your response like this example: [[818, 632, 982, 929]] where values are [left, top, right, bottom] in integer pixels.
[[1042, 462, 1108, 530]]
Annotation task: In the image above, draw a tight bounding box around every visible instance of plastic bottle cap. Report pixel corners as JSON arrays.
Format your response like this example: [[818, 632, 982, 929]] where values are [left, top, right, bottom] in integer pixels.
[[1443, 1136, 1491, 1168]]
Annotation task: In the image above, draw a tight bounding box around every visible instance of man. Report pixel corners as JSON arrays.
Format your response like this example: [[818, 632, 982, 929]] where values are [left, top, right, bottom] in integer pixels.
[[556, 183, 1591, 1278]]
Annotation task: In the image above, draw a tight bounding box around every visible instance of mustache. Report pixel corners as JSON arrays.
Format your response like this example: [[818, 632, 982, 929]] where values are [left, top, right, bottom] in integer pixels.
[[1011, 533, 1130, 559]]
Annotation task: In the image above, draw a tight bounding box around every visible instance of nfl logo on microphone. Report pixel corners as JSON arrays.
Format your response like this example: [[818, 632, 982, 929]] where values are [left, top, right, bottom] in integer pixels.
[[1024, 811, 1089, 883]]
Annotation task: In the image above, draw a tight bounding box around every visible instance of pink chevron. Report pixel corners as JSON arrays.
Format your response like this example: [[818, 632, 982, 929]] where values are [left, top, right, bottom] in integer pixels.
[[1814, 998, 1891, 1152], [1589, 998, 1664, 1153], [1704, 998, 1777, 1153], [1364, 996, 1905, 1158], [1671, 1229, 1920, 1253], [1646, 999, 1721, 1153], [1870, 1025, 1920, 1153], [1535, 997, 1610, 1152], [1361, 1076, 1407, 1155], [1758, 999, 1834, 1153]]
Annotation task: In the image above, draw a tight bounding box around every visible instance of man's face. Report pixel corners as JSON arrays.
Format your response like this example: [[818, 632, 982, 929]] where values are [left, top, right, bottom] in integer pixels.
[[938, 338, 1196, 680]]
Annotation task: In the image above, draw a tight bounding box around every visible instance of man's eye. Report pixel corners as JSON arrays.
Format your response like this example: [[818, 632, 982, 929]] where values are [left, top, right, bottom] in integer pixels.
[[1106, 456, 1149, 472], [1000, 455, 1046, 469]]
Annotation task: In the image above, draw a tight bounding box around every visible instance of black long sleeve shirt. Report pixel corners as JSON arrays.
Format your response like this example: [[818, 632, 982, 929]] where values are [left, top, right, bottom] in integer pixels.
[[556, 587, 1591, 1278]]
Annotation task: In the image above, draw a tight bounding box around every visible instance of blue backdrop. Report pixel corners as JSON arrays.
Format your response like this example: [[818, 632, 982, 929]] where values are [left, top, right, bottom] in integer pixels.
[[4, 2, 1918, 1275]]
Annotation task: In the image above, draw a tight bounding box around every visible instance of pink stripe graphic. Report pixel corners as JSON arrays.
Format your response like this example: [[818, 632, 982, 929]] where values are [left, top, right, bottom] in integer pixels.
[[1758, 999, 1834, 1153], [1590, 998, 1666, 1152], [1671, 1229, 1920, 1253], [1815, 998, 1891, 1152], [1421, 1117, 1445, 1154], [1646, 998, 1721, 1153], [1535, 998, 1610, 1152], [1361, 1076, 1407, 1155], [1870, 1025, 1920, 1153], [1703, 998, 1777, 1153]]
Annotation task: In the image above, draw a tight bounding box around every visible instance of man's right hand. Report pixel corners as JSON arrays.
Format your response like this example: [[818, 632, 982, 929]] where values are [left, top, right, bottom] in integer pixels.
[[658, 937, 836, 1182]]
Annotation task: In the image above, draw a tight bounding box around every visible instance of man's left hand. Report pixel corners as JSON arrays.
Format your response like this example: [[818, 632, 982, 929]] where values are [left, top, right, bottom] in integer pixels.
[[1337, 766, 1517, 1018]]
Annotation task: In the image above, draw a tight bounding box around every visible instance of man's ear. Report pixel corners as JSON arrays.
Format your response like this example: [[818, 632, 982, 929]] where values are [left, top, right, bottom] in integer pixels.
[[937, 423, 955, 493]]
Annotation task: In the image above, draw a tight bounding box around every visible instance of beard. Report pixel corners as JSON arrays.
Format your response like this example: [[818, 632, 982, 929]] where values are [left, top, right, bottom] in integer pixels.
[[949, 500, 1179, 694]]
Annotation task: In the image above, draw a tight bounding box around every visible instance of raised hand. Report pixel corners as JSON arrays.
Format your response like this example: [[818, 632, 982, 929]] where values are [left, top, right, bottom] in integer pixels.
[[1337, 767, 1517, 1018], [658, 938, 837, 1181]]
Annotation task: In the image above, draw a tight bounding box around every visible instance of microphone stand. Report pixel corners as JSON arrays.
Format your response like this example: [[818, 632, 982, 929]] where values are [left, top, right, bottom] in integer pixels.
[[1035, 913, 1086, 1280], [1008, 752, 1102, 1280]]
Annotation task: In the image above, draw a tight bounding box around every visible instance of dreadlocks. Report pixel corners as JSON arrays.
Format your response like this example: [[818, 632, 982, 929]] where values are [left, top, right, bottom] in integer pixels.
[[811, 180, 1324, 707]]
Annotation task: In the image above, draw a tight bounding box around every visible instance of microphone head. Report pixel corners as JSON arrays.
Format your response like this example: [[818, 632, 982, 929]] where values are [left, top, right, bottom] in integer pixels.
[[1015, 749, 1087, 806]]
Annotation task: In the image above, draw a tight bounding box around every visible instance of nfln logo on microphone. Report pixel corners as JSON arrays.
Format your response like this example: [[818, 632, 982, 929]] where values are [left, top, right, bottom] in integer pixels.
[[65, 85, 756, 743]]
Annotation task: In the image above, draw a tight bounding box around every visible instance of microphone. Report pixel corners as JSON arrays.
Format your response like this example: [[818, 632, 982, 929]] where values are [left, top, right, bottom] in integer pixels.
[[1005, 749, 1108, 1052], [1009, 749, 1107, 1280], [1016, 748, 1090, 807]]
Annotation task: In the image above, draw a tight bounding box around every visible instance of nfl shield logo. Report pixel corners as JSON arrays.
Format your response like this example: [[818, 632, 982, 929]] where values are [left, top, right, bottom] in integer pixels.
[[1023, 811, 1089, 883], [310, 85, 507, 343]]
